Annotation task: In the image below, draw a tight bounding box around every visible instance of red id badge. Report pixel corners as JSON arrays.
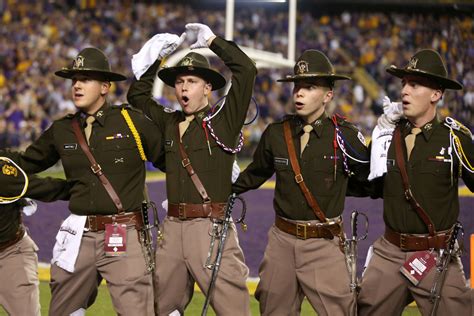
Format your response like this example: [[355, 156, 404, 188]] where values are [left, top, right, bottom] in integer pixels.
[[399, 251, 437, 286], [104, 223, 127, 257]]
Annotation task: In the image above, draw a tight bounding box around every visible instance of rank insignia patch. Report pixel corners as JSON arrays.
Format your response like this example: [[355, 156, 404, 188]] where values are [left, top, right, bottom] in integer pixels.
[[2, 164, 17, 177]]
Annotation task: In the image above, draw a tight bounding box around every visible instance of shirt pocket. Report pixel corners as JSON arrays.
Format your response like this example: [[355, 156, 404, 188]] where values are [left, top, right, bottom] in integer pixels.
[[418, 160, 452, 197], [101, 139, 142, 174]]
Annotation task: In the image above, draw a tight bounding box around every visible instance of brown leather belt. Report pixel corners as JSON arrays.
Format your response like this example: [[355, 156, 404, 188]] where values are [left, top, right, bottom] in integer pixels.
[[85, 211, 144, 232], [0, 225, 25, 252], [384, 226, 452, 251], [275, 215, 342, 240], [168, 203, 227, 220]]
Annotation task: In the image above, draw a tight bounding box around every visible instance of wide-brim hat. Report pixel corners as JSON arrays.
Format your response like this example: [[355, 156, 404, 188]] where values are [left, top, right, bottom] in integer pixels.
[[277, 49, 351, 83], [158, 52, 226, 90], [386, 49, 462, 90], [55, 47, 127, 82]]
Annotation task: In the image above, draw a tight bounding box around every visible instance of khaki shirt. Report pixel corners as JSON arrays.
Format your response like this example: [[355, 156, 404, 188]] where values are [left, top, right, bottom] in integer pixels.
[[233, 113, 370, 220], [127, 37, 257, 204], [373, 117, 474, 233], [1, 104, 164, 215], [0, 157, 70, 244]]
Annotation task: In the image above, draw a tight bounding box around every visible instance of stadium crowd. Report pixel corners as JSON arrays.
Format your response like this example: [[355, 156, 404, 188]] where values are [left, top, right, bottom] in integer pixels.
[[0, 1, 472, 155]]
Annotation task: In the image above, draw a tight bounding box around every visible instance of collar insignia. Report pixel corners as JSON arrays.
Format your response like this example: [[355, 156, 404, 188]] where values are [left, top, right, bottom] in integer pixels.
[[96, 111, 104, 117], [424, 123, 432, 131]]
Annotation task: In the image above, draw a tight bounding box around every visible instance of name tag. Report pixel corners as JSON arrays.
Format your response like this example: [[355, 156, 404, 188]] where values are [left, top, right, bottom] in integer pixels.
[[386, 159, 395, 166], [274, 157, 288, 165], [165, 140, 174, 147], [63, 143, 77, 150], [104, 223, 127, 257]]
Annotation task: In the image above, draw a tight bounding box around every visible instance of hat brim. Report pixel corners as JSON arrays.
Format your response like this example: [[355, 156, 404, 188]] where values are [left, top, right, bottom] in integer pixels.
[[386, 66, 463, 90], [54, 68, 127, 82], [158, 66, 226, 91], [277, 73, 351, 82]]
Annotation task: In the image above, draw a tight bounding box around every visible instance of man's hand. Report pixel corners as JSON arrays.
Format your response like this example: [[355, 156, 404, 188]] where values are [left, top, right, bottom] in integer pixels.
[[185, 23, 216, 49], [158, 32, 186, 59], [377, 96, 403, 129]]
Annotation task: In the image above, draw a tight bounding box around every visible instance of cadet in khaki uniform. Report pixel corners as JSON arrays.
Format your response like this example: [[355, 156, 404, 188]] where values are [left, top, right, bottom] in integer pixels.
[[0, 156, 70, 316], [2, 48, 164, 315], [232, 50, 370, 316], [128, 23, 256, 315], [358, 50, 474, 315]]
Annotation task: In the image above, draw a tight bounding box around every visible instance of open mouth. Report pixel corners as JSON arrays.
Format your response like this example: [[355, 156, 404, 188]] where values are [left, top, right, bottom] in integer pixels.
[[295, 102, 304, 110], [181, 96, 189, 105]]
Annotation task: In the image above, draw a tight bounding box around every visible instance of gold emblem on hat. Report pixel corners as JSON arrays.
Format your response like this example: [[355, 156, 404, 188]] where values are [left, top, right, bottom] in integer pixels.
[[407, 57, 418, 70], [296, 60, 309, 75], [73, 56, 85, 69], [2, 164, 18, 177], [181, 57, 194, 66]]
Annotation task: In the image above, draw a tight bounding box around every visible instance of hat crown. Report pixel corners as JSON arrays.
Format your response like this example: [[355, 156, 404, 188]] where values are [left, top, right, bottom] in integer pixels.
[[176, 52, 210, 69], [71, 47, 112, 72], [293, 50, 335, 76], [405, 49, 447, 78]]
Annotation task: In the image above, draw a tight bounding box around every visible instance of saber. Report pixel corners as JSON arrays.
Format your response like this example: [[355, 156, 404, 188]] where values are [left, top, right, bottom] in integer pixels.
[[345, 210, 368, 294], [429, 222, 463, 315], [202, 193, 246, 316]]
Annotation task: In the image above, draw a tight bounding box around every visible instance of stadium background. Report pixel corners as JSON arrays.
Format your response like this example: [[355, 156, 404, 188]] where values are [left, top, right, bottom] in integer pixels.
[[1, 0, 473, 314]]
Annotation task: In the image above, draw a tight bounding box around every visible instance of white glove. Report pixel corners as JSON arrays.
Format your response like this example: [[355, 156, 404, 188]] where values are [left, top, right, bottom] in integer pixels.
[[21, 198, 38, 216], [131, 32, 186, 80], [382, 96, 403, 123], [231, 160, 240, 183], [185, 23, 215, 49], [161, 199, 168, 212], [377, 114, 395, 130]]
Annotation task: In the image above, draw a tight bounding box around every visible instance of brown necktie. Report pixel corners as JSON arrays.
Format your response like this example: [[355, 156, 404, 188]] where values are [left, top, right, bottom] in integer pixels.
[[179, 115, 195, 141], [300, 124, 314, 156], [84, 116, 96, 145], [405, 127, 422, 159]]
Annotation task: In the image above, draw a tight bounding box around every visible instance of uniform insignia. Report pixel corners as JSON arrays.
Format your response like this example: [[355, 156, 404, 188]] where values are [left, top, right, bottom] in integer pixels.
[[106, 133, 129, 140], [439, 147, 445, 155], [180, 57, 194, 66], [314, 120, 322, 126], [163, 107, 176, 113], [357, 131, 366, 146], [73, 55, 85, 69], [2, 164, 18, 177], [96, 111, 104, 117], [407, 57, 418, 70], [114, 158, 124, 164], [424, 123, 432, 131], [63, 143, 78, 150], [296, 60, 309, 75], [197, 112, 205, 119], [274, 157, 288, 165]]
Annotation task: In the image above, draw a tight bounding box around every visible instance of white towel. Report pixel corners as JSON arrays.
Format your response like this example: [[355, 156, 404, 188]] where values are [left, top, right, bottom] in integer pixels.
[[52, 214, 87, 273], [368, 125, 395, 180]]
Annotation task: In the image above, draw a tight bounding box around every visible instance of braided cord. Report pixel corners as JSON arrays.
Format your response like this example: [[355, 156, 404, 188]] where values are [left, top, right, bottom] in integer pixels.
[[205, 119, 244, 154], [121, 109, 147, 161]]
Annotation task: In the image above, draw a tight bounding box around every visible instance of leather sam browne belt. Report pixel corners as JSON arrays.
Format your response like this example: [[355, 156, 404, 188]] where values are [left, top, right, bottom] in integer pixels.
[[85, 211, 144, 232], [0, 225, 25, 252], [275, 215, 342, 240], [384, 226, 452, 251], [168, 203, 227, 220]]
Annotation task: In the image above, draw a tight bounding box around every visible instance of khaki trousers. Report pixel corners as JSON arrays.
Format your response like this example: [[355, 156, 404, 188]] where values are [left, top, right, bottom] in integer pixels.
[[358, 236, 472, 315], [0, 234, 40, 316], [155, 217, 250, 316], [256, 225, 355, 316], [49, 226, 154, 315]]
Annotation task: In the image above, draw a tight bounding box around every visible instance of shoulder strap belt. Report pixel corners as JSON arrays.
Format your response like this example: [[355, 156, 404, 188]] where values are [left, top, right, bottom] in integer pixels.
[[71, 117, 124, 213], [283, 120, 327, 223], [176, 124, 211, 203], [393, 126, 435, 236]]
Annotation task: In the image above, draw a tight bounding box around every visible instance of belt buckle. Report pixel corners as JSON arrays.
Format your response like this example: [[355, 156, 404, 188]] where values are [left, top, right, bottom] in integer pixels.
[[296, 223, 307, 240], [181, 158, 191, 168], [178, 204, 186, 220], [295, 174, 304, 184], [399, 233, 407, 250], [87, 216, 97, 231]]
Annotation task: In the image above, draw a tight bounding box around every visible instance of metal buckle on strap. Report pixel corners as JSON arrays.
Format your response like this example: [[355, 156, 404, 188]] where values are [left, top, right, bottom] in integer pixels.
[[91, 164, 102, 174], [87, 216, 97, 231], [404, 188, 412, 201], [296, 223, 308, 239], [295, 174, 304, 184], [399, 233, 407, 250], [181, 158, 191, 168], [178, 204, 186, 220]]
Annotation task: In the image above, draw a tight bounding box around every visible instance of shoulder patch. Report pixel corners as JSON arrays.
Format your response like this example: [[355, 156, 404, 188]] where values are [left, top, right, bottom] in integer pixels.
[[357, 131, 367, 146], [444, 117, 473, 140]]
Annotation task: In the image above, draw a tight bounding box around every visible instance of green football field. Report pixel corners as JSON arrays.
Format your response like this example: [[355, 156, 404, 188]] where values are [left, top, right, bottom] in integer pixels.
[[0, 282, 421, 315]]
